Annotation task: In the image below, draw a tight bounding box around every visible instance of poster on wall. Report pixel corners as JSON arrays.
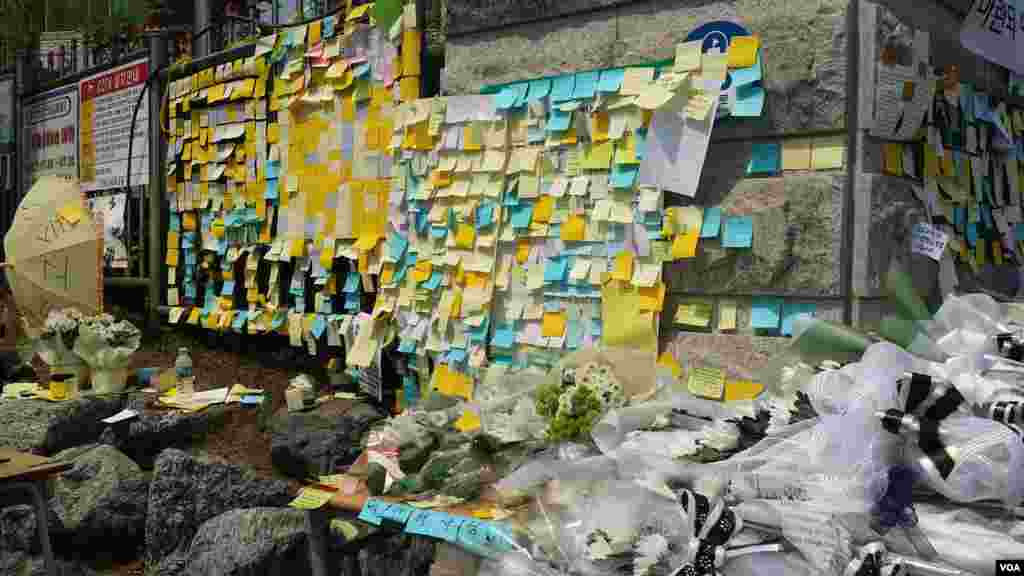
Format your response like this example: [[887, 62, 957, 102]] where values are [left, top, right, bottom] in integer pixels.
[[86, 192, 128, 269], [960, 0, 1024, 75], [23, 85, 77, 186], [79, 59, 149, 192]]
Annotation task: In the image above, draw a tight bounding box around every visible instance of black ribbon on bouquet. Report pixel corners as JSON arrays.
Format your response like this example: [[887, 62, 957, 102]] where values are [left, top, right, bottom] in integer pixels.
[[843, 543, 905, 576], [671, 490, 743, 576], [880, 373, 965, 479]]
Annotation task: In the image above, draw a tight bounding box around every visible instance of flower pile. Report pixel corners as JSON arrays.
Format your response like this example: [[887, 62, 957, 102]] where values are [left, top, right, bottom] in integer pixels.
[[73, 313, 141, 370], [36, 308, 86, 367], [536, 362, 626, 442]]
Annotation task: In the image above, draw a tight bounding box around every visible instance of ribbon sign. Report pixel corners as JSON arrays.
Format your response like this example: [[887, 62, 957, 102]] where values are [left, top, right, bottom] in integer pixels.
[[880, 373, 965, 479], [669, 490, 743, 576], [960, 0, 1024, 76]]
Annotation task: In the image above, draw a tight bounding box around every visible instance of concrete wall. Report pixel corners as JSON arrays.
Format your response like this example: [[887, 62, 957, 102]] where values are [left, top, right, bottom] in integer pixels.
[[445, 0, 855, 380]]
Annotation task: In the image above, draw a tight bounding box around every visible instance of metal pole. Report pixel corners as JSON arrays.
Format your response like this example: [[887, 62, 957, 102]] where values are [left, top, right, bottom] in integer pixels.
[[194, 0, 211, 58], [146, 33, 167, 332]]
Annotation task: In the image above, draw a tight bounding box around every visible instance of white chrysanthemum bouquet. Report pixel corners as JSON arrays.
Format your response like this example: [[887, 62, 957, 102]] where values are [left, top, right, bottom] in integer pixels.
[[72, 313, 141, 370]]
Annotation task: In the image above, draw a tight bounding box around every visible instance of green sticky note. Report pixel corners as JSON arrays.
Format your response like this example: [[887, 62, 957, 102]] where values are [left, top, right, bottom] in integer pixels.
[[376, 0, 404, 34]]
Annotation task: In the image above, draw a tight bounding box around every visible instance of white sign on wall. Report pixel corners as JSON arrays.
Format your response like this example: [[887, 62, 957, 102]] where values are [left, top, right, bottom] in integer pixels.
[[961, 0, 1024, 75], [23, 85, 78, 186], [79, 59, 150, 192]]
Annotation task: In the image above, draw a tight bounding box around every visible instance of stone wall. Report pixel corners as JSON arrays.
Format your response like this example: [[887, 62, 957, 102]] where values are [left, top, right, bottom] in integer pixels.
[[445, 0, 853, 377]]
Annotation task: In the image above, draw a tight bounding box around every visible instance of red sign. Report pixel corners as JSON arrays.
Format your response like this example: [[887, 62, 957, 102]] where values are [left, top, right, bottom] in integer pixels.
[[80, 62, 148, 102]]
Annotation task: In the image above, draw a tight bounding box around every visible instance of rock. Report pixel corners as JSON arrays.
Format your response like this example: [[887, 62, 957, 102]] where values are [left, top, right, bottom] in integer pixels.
[[153, 508, 309, 576], [145, 449, 294, 565], [0, 552, 100, 576], [0, 397, 124, 454], [358, 533, 436, 576], [98, 404, 230, 468], [269, 401, 384, 480], [48, 444, 148, 558]]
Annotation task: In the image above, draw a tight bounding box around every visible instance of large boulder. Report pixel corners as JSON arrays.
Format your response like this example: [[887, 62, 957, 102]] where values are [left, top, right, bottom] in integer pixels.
[[270, 401, 384, 480], [0, 397, 124, 454], [151, 508, 309, 576], [99, 404, 230, 468], [145, 449, 294, 565], [48, 444, 149, 557]]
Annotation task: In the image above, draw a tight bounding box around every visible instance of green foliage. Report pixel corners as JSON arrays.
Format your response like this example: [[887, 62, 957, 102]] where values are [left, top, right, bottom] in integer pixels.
[[541, 384, 604, 443], [535, 380, 562, 419]]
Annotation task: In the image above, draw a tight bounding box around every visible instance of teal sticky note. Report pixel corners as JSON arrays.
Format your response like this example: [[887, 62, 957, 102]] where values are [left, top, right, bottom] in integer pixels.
[[598, 68, 625, 93], [701, 207, 722, 238], [544, 258, 569, 283], [751, 298, 783, 331], [221, 281, 235, 296], [344, 272, 361, 294], [265, 178, 279, 199], [422, 270, 443, 290], [232, 313, 246, 330], [495, 85, 520, 110], [378, 503, 415, 525], [722, 217, 753, 248], [527, 79, 551, 101], [388, 232, 408, 260], [266, 160, 280, 179], [781, 302, 816, 336], [573, 71, 599, 100], [610, 164, 638, 189], [510, 203, 534, 229], [358, 499, 387, 526], [403, 375, 419, 406], [733, 85, 765, 118], [747, 142, 780, 175], [493, 327, 516, 348], [312, 315, 326, 338], [398, 339, 417, 354], [476, 203, 495, 229], [730, 51, 762, 87], [547, 108, 572, 132], [435, 513, 465, 542], [551, 75, 576, 103], [405, 510, 434, 535]]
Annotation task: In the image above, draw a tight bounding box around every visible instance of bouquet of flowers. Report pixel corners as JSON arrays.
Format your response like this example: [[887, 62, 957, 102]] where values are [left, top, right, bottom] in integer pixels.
[[72, 313, 141, 370], [36, 308, 86, 367]]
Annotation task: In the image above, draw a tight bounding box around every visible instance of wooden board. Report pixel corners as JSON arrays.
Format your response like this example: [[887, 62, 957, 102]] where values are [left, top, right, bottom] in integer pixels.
[[0, 448, 71, 483]]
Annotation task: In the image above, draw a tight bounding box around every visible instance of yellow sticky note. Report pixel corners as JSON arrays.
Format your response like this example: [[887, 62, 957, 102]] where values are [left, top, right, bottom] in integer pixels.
[[783, 138, 813, 171], [561, 215, 586, 242], [267, 123, 280, 144], [402, 29, 422, 77], [58, 202, 83, 224], [688, 366, 725, 400], [812, 136, 846, 170], [719, 300, 738, 331], [455, 224, 476, 249], [615, 133, 639, 165], [187, 308, 201, 325], [883, 143, 903, 175], [516, 240, 531, 264], [670, 231, 699, 259], [976, 242, 986, 266], [542, 312, 567, 337], [727, 35, 760, 69], [725, 379, 764, 402], [675, 301, 712, 328], [183, 212, 197, 231], [455, 410, 482, 432], [993, 240, 1004, 265], [533, 196, 554, 224], [288, 487, 333, 510], [601, 282, 658, 352], [657, 350, 683, 379], [290, 239, 305, 258], [412, 260, 432, 282], [638, 283, 665, 312], [165, 249, 179, 267], [611, 251, 634, 281], [592, 112, 610, 142], [444, 367, 474, 401]]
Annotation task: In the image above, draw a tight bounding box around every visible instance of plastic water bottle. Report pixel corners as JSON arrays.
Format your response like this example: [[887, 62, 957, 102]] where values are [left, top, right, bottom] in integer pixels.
[[175, 348, 194, 394]]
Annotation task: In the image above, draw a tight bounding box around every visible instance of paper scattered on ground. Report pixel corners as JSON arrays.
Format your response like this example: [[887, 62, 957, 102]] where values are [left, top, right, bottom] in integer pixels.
[[1, 383, 41, 399], [102, 409, 139, 424], [288, 486, 335, 510], [158, 384, 264, 412]]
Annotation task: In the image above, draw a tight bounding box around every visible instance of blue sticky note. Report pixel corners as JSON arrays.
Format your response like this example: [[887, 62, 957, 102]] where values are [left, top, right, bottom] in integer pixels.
[[430, 226, 448, 239], [527, 79, 551, 101], [747, 142, 780, 175], [1016, 223, 1024, 245], [221, 281, 235, 296], [447, 348, 468, 364], [730, 52, 762, 87], [403, 375, 419, 406], [981, 204, 994, 231], [591, 319, 602, 337], [733, 85, 765, 118], [781, 302, 816, 337], [610, 164, 638, 189], [547, 108, 572, 132], [232, 313, 246, 330], [551, 75, 576, 103], [598, 68, 625, 93], [312, 315, 326, 338], [436, 513, 465, 542], [476, 203, 495, 229], [635, 130, 647, 160], [566, 320, 581, 349], [353, 63, 370, 78], [398, 339, 417, 354], [510, 203, 534, 229], [722, 217, 753, 248], [701, 207, 722, 238], [169, 214, 180, 232], [751, 298, 783, 331], [323, 15, 336, 37], [344, 293, 361, 311], [379, 503, 416, 524], [271, 312, 286, 329], [388, 233, 408, 261], [405, 510, 440, 536], [493, 327, 516, 348], [954, 206, 966, 231], [495, 85, 520, 110], [966, 222, 978, 247], [266, 160, 280, 179], [264, 178, 279, 200], [358, 499, 387, 526], [344, 272, 361, 294], [422, 270, 443, 290], [573, 71, 599, 100], [544, 258, 569, 283], [974, 93, 993, 122]]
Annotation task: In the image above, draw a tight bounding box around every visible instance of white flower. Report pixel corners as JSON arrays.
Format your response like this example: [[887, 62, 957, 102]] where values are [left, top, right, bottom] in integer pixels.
[[698, 420, 741, 452]]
